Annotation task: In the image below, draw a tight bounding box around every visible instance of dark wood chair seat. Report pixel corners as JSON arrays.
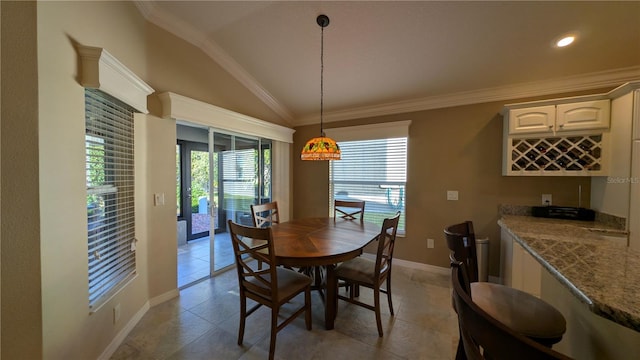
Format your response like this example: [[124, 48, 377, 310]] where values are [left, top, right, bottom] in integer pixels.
[[445, 221, 566, 355], [471, 282, 566, 345], [451, 260, 572, 359]]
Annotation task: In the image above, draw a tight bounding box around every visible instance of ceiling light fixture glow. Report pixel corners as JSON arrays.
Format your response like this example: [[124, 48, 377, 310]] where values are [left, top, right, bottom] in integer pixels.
[[556, 35, 576, 48]]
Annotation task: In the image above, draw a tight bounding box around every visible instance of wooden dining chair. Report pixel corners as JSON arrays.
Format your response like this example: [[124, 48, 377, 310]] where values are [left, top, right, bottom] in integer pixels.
[[251, 201, 280, 228], [445, 221, 566, 357], [451, 260, 572, 360], [228, 220, 312, 360], [334, 199, 366, 222], [335, 211, 401, 336]]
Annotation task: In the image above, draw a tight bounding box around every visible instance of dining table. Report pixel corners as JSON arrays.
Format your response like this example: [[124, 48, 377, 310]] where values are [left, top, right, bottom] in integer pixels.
[[270, 217, 381, 330]]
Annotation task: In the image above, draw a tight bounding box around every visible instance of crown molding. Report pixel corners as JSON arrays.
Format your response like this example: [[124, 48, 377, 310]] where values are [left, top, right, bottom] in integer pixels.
[[296, 66, 640, 126], [134, 1, 294, 125], [77, 45, 154, 113]]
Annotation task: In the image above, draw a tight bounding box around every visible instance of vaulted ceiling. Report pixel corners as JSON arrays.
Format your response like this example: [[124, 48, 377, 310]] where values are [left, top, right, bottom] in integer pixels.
[[136, 1, 640, 126]]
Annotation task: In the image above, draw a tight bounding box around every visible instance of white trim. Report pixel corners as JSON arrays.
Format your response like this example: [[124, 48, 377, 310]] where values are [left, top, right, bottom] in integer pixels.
[[361, 253, 450, 275], [149, 288, 180, 307], [298, 67, 640, 125], [272, 141, 291, 222], [97, 288, 179, 359], [134, 1, 294, 124], [158, 92, 295, 143], [97, 301, 150, 360], [325, 120, 411, 142], [77, 45, 154, 113]]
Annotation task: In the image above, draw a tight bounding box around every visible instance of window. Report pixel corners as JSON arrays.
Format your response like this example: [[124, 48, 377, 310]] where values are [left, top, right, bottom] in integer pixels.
[[329, 137, 407, 232], [86, 89, 136, 308]]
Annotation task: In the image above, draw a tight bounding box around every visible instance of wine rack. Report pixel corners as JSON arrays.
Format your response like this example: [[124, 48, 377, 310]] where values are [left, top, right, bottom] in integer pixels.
[[509, 135, 603, 173]]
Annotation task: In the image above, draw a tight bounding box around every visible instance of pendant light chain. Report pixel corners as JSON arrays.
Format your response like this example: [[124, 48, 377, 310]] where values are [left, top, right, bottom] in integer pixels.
[[320, 23, 325, 136]]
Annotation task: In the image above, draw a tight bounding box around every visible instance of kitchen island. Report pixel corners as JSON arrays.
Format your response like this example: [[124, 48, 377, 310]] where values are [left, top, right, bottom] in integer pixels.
[[499, 215, 640, 359]]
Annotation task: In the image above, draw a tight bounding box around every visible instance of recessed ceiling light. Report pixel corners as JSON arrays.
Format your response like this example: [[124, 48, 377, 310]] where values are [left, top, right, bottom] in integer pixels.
[[554, 33, 577, 48]]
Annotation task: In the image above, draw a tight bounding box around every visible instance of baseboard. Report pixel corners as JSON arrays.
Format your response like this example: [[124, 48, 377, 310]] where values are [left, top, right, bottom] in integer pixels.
[[97, 301, 150, 360], [361, 253, 449, 275], [149, 288, 180, 307], [97, 288, 179, 360]]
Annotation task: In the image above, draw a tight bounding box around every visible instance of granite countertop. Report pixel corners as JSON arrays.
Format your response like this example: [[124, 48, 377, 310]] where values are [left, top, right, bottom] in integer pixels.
[[498, 215, 640, 332]]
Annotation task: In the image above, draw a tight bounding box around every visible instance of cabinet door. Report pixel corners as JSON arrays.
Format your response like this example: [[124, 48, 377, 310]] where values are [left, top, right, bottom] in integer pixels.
[[633, 90, 640, 140], [556, 99, 610, 132], [630, 140, 640, 251], [500, 228, 514, 286], [512, 240, 542, 297], [508, 105, 555, 135]]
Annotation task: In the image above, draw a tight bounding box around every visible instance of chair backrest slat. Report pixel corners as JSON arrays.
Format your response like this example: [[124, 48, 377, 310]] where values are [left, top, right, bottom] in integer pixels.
[[251, 201, 280, 228], [334, 200, 365, 222], [228, 220, 279, 299], [444, 221, 479, 282], [375, 211, 401, 276]]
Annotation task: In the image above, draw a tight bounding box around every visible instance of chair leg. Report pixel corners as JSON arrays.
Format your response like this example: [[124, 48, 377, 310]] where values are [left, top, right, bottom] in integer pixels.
[[305, 287, 312, 330], [374, 287, 383, 337], [386, 277, 394, 316], [269, 307, 278, 360], [238, 295, 246, 345], [455, 329, 466, 360]]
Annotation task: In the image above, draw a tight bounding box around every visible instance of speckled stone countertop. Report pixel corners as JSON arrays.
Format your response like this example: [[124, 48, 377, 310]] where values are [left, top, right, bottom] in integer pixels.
[[498, 215, 640, 332]]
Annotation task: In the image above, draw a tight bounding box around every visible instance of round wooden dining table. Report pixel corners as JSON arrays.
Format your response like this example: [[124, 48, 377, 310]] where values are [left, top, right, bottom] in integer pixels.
[[270, 217, 381, 330]]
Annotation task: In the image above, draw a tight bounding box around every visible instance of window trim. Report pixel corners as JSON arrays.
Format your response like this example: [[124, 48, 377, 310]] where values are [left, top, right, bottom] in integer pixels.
[[78, 45, 153, 311]]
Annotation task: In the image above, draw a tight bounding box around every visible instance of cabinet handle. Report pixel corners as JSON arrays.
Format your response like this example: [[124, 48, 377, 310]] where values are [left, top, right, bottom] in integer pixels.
[[558, 124, 564, 128], [548, 125, 553, 128]]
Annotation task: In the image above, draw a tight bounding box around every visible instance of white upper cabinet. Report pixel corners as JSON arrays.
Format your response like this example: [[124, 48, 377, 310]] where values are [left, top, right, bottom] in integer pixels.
[[556, 99, 610, 132], [507, 99, 610, 136], [508, 105, 555, 135]]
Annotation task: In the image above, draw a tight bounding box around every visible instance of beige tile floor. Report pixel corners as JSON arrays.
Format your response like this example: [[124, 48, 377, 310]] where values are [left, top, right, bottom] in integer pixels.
[[112, 263, 459, 359]]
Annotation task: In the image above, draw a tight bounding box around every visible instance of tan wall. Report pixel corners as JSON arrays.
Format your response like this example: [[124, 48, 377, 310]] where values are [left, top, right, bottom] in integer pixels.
[[37, 2, 150, 359], [1, 2, 43, 359], [293, 95, 609, 276]]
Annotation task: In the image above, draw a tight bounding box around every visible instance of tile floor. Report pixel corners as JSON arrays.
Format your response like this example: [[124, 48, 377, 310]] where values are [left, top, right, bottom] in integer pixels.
[[112, 263, 459, 359], [178, 233, 235, 288]]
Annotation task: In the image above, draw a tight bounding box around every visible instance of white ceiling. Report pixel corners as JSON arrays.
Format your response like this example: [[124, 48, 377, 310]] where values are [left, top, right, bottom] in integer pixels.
[[136, 1, 640, 126]]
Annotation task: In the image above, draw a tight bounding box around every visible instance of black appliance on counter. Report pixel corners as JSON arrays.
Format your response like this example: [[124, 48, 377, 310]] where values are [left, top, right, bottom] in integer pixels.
[[532, 206, 596, 221]]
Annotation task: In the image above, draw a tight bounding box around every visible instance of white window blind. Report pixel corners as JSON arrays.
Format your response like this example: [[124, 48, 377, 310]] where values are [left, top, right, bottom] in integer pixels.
[[329, 138, 407, 232], [86, 89, 136, 308]]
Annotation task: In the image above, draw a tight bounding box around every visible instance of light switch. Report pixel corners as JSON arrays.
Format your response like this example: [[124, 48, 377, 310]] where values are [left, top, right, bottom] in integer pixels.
[[154, 193, 165, 206], [447, 190, 459, 201]]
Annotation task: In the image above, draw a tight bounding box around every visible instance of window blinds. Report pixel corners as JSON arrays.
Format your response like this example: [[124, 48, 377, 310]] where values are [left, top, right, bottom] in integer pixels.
[[86, 89, 136, 307], [329, 138, 407, 231]]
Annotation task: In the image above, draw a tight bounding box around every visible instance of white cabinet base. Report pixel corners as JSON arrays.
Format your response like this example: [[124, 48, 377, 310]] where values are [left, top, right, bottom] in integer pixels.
[[541, 270, 640, 359]]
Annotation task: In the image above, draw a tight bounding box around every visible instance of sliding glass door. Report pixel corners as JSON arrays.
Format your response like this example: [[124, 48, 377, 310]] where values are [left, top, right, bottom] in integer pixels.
[[176, 125, 272, 287], [209, 131, 271, 272]]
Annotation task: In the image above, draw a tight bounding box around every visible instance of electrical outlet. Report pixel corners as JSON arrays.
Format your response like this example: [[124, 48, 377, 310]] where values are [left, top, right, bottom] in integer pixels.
[[447, 190, 459, 201], [427, 238, 435, 248], [113, 304, 121, 324], [541, 194, 552, 206]]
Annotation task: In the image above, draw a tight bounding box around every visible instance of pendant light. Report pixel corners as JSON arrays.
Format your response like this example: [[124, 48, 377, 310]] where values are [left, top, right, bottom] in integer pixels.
[[301, 14, 341, 161]]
